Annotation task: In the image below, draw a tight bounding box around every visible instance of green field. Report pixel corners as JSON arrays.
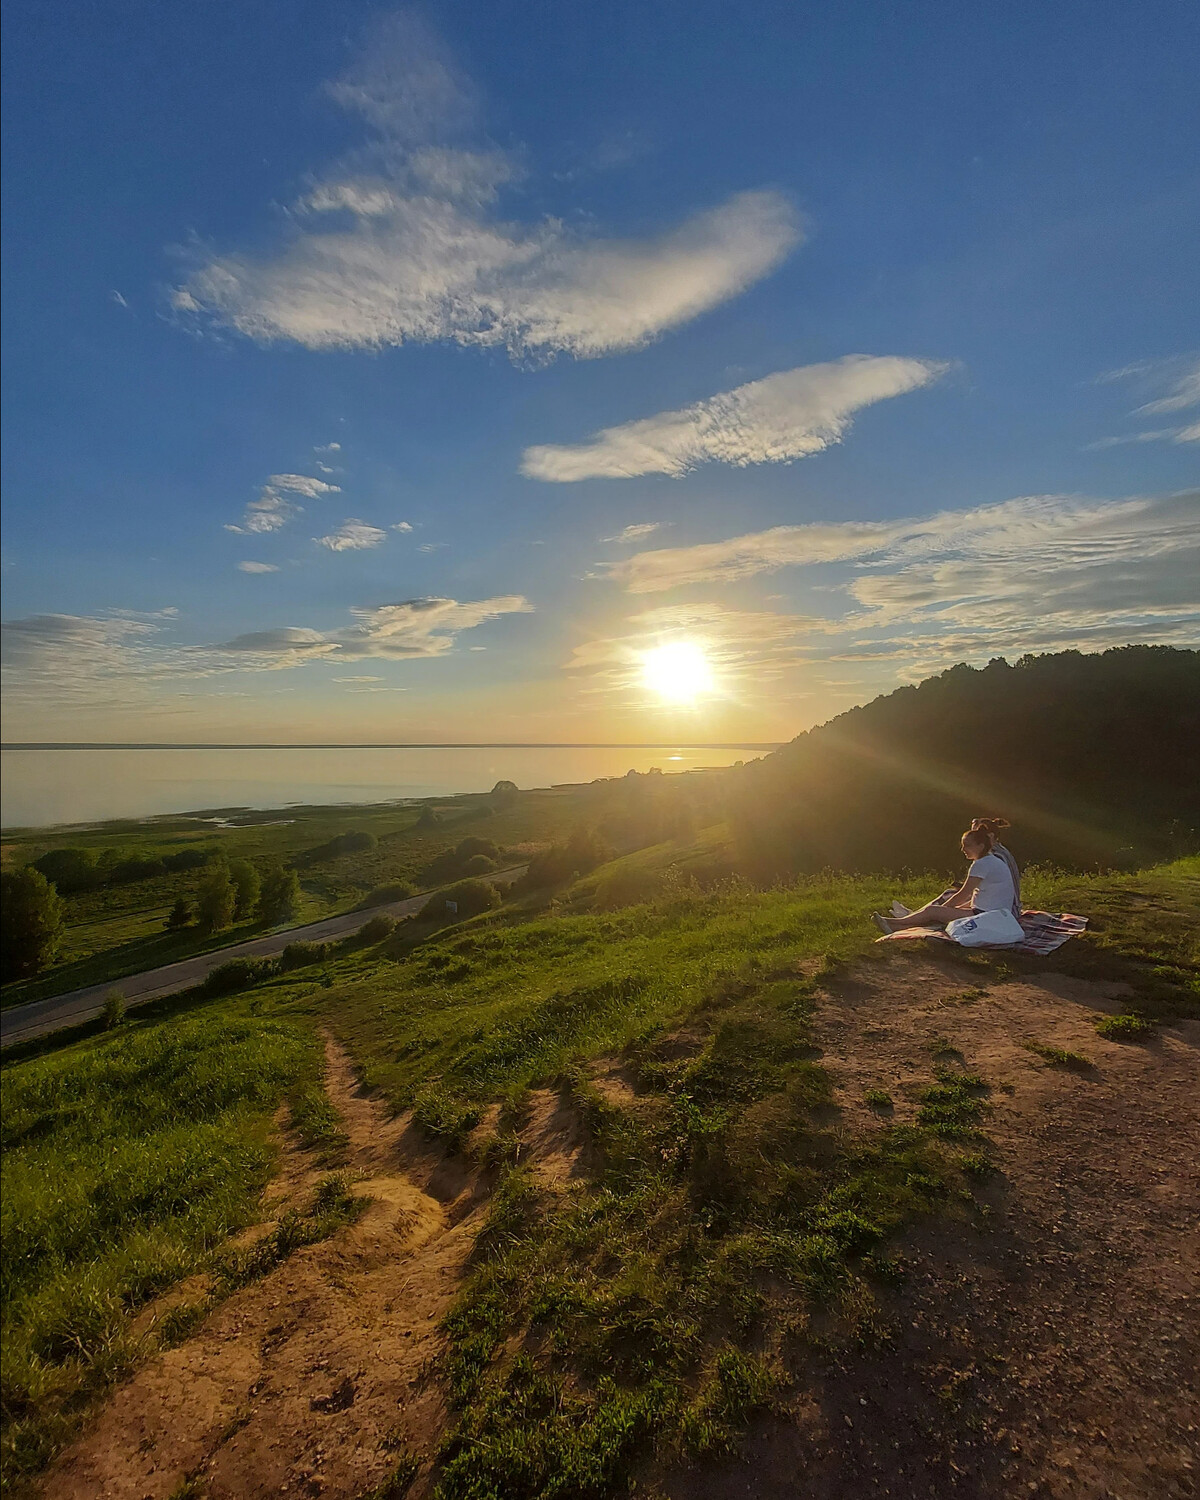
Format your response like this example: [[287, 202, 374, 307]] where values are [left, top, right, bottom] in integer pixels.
[[3, 836, 1195, 1492], [0, 786, 600, 1008]]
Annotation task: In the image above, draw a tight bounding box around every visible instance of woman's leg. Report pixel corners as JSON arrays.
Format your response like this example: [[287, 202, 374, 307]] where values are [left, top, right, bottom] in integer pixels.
[[882, 897, 968, 931]]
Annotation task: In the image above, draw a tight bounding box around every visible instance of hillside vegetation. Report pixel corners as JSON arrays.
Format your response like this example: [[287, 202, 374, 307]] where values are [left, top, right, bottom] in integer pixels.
[[729, 645, 1200, 876]]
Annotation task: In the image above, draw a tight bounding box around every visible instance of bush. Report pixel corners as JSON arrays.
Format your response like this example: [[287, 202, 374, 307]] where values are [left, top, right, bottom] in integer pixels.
[[456, 837, 500, 861], [257, 863, 301, 925], [358, 914, 396, 944], [279, 940, 331, 972], [196, 864, 236, 935], [201, 957, 278, 996], [1, 868, 66, 981], [165, 898, 194, 931], [460, 853, 496, 877], [108, 855, 168, 885], [30, 848, 99, 894], [101, 990, 126, 1029], [418, 879, 501, 923], [362, 881, 415, 906], [228, 859, 261, 920], [162, 847, 212, 873], [515, 828, 612, 894], [1096, 1012, 1153, 1040]]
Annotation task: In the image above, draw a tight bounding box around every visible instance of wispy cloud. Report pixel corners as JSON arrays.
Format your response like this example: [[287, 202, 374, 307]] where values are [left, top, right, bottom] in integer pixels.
[[225, 472, 340, 534], [315, 519, 387, 552], [608, 492, 1199, 600], [1, 595, 534, 712], [392, 520, 414, 533], [171, 14, 799, 361], [1090, 354, 1200, 448], [219, 595, 533, 662], [236, 561, 280, 573], [522, 356, 947, 481], [604, 522, 663, 543]]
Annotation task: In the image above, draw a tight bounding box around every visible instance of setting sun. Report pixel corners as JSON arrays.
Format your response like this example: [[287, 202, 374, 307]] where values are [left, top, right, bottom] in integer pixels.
[[640, 641, 716, 704]]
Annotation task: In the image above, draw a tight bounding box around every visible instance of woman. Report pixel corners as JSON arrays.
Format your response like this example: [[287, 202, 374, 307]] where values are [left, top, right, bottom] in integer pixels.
[[872, 816, 1019, 934]]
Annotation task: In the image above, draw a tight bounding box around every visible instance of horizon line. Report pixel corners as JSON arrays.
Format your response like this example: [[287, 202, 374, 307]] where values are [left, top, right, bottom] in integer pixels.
[[1, 741, 784, 752]]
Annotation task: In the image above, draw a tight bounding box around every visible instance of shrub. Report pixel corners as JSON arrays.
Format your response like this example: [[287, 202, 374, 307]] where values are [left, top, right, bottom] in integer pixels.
[[162, 847, 211, 873], [418, 879, 501, 923], [201, 957, 278, 996], [1096, 1012, 1153, 1041], [257, 863, 301, 925], [363, 881, 415, 906], [101, 990, 126, 1029], [358, 914, 396, 944], [165, 898, 194, 931], [460, 854, 496, 877], [228, 859, 262, 920], [30, 848, 99, 893], [279, 940, 331, 972], [456, 837, 500, 861], [1, 867, 66, 981], [108, 855, 168, 884], [196, 864, 236, 935]]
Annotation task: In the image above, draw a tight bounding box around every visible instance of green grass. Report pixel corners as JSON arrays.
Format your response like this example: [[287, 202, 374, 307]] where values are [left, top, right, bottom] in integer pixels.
[[0, 1013, 335, 1484], [1024, 1041, 1094, 1071], [1095, 1013, 1154, 1041], [0, 787, 600, 1009], [2, 851, 1194, 1495]]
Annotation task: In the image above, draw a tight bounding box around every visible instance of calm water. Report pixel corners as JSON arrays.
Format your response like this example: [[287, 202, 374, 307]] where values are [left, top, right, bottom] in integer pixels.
[[0, 745, 770, 829]]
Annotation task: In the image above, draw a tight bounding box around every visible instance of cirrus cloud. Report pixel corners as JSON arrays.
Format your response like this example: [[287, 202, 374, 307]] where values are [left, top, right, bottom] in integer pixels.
[[315, 519, 388, 552], [522, 355, 948, 481], [171, 15, 800, 361]]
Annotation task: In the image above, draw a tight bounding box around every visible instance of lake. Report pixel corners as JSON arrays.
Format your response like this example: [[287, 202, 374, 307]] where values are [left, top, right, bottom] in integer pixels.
[[0, 745, 775, 829]]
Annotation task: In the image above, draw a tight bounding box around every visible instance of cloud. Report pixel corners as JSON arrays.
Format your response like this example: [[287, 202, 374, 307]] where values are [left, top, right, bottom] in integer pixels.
[[171, 15, 800, 360], [315, 443, 341, 454], [217, 594, 533, 663], [392, 520, 414, 532], [226, 472, 340, 535], [1092, 354, 1200, 447], [522, 356, 948, 481], [603, 522, 663, 543], [316, 519, 387, 551], [608, 491, 1199, 598], [236, 561, 280, 573]]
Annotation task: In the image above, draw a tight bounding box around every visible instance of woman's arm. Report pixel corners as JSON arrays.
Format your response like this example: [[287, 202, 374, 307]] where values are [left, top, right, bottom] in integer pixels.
[[945, 875, 981, 909]]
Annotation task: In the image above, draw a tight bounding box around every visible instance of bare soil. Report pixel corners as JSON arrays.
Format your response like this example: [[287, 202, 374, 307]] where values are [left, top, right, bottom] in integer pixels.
[[665, 949, 1200, 1500], [40, 954, 1199, 1500]]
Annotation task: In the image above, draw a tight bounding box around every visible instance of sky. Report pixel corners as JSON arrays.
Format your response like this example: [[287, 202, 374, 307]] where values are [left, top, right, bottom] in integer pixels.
[[1, 0, 1198, 745]]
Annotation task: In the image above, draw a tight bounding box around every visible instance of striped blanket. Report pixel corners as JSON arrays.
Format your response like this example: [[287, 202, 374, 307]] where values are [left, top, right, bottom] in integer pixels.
[[875, 901, 1088, 956]]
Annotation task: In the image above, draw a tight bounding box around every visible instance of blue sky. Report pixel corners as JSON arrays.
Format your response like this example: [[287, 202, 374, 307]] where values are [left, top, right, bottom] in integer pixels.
[[2, 0, 1197, 743]]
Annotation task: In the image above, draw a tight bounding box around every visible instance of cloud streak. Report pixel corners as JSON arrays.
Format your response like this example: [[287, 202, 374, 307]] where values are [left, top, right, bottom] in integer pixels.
[[172, 15, 800, 360], [522, 356, 947, 481], [315, 519, 388, 552], [226, 472, 340, 535]]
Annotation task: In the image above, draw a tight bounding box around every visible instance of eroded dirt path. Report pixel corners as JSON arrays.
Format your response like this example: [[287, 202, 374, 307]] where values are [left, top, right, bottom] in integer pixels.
[[42, 1035, 483, 1500], [667, 951, 1200, 1500]]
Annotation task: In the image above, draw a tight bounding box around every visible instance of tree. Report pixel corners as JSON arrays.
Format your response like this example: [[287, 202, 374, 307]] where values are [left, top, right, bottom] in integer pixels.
[[102, 989, 126, 1029], [228, 859, 261, 920], [196, 864, 236, 935], [1, 867, 66, 980], [166, 897, 194, 931], [30, 847, 99, 893], [257, 862, 301, 925]]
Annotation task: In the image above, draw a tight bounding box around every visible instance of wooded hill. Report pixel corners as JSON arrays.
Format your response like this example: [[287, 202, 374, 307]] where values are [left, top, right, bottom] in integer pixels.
[[729, 645, 1200, 876]]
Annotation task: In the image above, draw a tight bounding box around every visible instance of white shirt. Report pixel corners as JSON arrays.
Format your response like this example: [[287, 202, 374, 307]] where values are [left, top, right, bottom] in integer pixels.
[[969, 853, 1017, 914]]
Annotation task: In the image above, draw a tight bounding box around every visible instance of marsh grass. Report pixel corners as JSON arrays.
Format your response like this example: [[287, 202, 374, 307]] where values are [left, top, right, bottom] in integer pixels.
[[0, 1015, 329, 1483]]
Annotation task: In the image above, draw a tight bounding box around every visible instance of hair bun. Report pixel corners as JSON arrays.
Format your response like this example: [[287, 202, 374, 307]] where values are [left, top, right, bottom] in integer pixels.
[[971, 816, 1010, 835]]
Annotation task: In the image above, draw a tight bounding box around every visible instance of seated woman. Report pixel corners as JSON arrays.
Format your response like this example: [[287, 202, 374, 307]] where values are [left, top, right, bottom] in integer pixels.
[[872, 817, 1018, 934]]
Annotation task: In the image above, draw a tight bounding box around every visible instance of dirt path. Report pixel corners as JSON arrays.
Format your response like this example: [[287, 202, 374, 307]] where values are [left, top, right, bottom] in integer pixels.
[[41, 1035, 485, 1500], [666, 950, 1200, 1500]]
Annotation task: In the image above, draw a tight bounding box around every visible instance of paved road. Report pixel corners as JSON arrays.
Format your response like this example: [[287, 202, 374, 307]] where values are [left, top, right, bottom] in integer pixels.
[[0, 866, 526, 1049]]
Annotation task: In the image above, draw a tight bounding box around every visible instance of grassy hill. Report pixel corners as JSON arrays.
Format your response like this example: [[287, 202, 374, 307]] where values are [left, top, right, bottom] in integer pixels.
[[2, 849, 1196, 1494], [729, 645, 1200, 876]]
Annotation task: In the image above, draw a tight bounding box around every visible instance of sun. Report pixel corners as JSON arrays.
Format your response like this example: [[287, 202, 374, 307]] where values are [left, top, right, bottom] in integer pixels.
[[640, 641, 715, 705]]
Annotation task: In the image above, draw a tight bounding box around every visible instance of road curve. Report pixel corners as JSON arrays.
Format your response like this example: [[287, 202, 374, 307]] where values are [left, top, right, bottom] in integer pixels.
[[0, 866, 526, 1050]]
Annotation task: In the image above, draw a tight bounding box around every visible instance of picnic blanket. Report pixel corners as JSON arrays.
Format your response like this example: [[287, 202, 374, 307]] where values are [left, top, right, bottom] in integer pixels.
[[875, 891, 1088, 956]]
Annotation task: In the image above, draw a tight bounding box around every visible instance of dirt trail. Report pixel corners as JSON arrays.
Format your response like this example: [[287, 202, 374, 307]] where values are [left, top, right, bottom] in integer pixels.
[[666, 950, 1200, 1500], [42, 1035, 480, 1500]]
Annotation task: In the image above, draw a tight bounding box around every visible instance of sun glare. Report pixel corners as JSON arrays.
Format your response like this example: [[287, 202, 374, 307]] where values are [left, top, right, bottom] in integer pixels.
[[640, 641, 715, 705]]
